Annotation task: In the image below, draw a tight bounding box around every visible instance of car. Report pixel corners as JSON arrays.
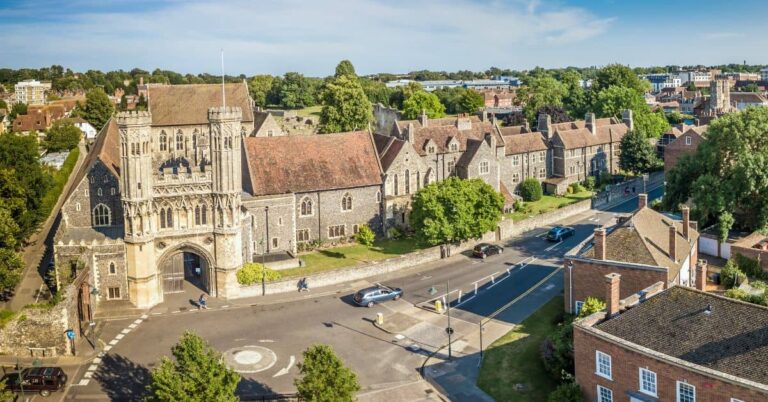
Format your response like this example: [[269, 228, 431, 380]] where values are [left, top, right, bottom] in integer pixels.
[[547, 226, 575, 242], [1, 367, 68, 397], [472, 243, 504, 259], [353, 284, 403, 307]]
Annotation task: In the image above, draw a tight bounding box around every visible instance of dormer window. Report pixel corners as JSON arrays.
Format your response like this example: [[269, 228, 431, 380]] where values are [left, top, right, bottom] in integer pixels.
[[449, 142, 458, 152]]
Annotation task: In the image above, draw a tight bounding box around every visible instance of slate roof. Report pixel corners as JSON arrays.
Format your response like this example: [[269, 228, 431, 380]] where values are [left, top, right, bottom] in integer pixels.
[[582, 207, 698, 280], [147, 83, 254, 126], [372, 134, 406, 172], [502, 131, 548, 154], [243, 131, 383, 195], [596, 286, 768, 385], [64, 118, 121, 200], [551, 117, 629, 149]]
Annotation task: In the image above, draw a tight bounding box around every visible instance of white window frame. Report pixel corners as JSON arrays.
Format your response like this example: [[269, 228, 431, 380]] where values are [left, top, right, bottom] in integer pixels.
[[595, 351, 612, 380], [479, 161, 490, 175], [597, 385, 613, 402], [512, 155, 520, 166], [639, 368, 657, 397], [574, 300, 584, 315], [730, 399, 744, 402], [685, 136, 692, 145], [676, 381, 695, 402]]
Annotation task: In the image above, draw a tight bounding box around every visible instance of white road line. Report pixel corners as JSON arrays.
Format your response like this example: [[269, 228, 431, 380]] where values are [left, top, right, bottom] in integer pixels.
[[84, 371, 94, 378], [273, 355, 295, 377], [545, 241, 563, 252], [221, 305, 230, 308], [171, 310, 180, 314], [133, 319, 142, 325], [103, 345, 112, 351], [108, 339, 119, 346], [140, 314, 149, 319], [34, 283, 45, 303], [258, 339, 275, 343], [77, 379, 90, 386], [92, 357, 102, 364], [115, 334, 125, 340], [121, 328, 131, 334], [128, 323, 137, 329], [87, 364, 98, 371], [151, 312, 162, 315]]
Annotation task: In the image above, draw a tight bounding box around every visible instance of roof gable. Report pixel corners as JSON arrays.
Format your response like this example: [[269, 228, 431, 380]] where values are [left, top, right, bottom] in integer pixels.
[[147, 83, 254, 126]]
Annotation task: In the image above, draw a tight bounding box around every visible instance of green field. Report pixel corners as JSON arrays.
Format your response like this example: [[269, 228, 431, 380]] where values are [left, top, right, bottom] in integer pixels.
[[295, 105, 322, 117], [477, 296, 563, 402], [507, 191, 592, 222]]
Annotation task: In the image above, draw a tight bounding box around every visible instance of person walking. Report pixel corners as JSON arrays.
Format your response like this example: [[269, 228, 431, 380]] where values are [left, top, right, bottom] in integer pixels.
[[198, 294, 208, 310]]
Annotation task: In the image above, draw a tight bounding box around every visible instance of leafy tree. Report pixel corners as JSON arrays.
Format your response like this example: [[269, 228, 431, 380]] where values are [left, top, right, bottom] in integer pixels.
[[594, 86, 646, 119], [548, 381, 583, 402], [561, 69, 590, 118], [592, 64, 650, 94], [0, 135, 52, 237], [720, 260, 746, 288], [359, 78, 394, 106], [145, 332, 239, 402], [334, 60, 357, 78], [295, 344, 360, 402], [0, 206, 21, 250], [79, 88, 114, 131], [618, 130, 661, 175], [44, 119, 82, 152], [634, 109, 670, 138], [410, 177, 504, 245], [521, 76, 567, 123], [519, 178, 543, 202], [457, 89, 485, 114], [0, 377, 13, 402], [540, 319, 574, 378], [535, 105, 571, 124], [402, 91, 445, 119], [0, 248, 23, 290], [249, 75, 274, 107], [742, 83, 760, 93], [355, 224, 375, 246], [319, 75, 372, 133], [577, 297, 606, 318], [388, 81, 422, 110], [0, 99, 7, 109], [269, 72, 317, 109], [8, 102, 27, 122], [119, 95, 127, 111]]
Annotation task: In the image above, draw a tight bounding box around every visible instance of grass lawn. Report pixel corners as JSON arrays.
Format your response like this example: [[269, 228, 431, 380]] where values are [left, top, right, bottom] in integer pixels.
[[507, 191, 593, 222], [0, 309, 17, 329], [296, 105, 322, 117], [280, 238, 425, 279], [477, 296, 564, 402]]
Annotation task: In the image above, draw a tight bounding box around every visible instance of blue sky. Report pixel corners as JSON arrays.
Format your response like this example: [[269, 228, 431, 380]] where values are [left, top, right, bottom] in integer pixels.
[[0, 0, 766, 76]]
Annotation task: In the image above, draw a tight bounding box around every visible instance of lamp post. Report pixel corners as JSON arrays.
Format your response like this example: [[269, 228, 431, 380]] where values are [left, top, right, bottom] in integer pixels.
[[89, 287, 99, 350], [446, 279, 453, 360]]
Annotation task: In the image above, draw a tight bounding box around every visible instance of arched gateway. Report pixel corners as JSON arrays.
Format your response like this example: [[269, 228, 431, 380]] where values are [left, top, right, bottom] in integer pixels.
[[159, 245, 213, 295]]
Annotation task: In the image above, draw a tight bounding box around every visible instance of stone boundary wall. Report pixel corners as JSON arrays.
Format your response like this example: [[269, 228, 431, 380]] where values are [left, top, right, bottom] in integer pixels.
[[0, 285, 74, 356], [235, 199, 592, 299]]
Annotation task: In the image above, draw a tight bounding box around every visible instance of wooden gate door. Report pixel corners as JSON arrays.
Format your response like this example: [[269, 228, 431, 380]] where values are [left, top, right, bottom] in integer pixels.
[[162, 253, 184, 293]]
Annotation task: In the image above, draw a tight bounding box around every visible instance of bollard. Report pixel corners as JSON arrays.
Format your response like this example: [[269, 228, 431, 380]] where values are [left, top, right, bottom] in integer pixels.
[[376, 313, 384, 325], [491, 275, 495, 284], [474, 283, 478, 295], [458, 290, 463, 303], [435, 299, 443, 313]]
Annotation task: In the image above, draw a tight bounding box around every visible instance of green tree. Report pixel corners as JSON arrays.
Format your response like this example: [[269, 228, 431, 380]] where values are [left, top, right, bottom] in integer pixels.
[[577, 297, 606, 318], [618, 130, 661, 175], [592, 64, 651, 94], [521, 76, 567, 123], [409, 177, 504, 246], [634, 109, 670, 139], [44, 119, 82, 152], [359, 78, 394, 106], [119, 95, 127, 111], [236, 263, 281, 285], [457, 89, 485, 114], [295, 344, 360, 402], [548, 381, 583, 402], [144, 332, 239, 402], [0, 99, 7, 109], [334, 60, 357, 78], [0, 248, 23, 289], [8, 102, 27, 123], [319, 75, 372, 133], [270, 72, 316, 109], [402, 90, 445, 119], [664, 107, 768, 235], [80, 88, 114, 131], [355, 224, 375, 246], [593, 86, 646, 119], [519, 178, 543, 202], [0, 377, 13, 402], [248, 75, 274, 107], [0, 207, 21, 250]]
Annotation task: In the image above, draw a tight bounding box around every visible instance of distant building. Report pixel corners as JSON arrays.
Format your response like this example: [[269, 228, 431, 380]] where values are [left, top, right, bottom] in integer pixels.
[[12, 104, 67, 133], [482, 89, 516, 108], [71, 117, 98, 141], [716, 72, 761, 81], [676, 70, 711, 85], [730, 92, 768, 110], [761, 67, 768, 82], [663, 126, 707, 174], [384, 79, 513, 92], [251, 111, 285, 137], [14, 79, 52, 105], [641, 74, 682, 92], [492, 76, 521, 87]]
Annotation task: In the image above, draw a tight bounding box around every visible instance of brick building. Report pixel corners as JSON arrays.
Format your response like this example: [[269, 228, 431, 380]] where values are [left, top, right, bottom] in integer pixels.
[[730, 232, 768, 272], [564, 194, 700, 314], [574, 277, 768, 401], [482, 89, 516, 108], [12, 104, 66, 132], [664, 126, 707, 174]]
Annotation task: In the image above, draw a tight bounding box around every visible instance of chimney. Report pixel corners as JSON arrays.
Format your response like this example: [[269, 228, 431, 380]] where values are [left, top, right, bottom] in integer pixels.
[[594, 228, 607, 260], [585, 113, 596, 135], [139, 76, 144, 86], [682, 206, 690, 240], [622, 109, 634, 131], [690, 221, 698, 231], [605, 273, 621, 318], [537, 113, 552, 139], [482, 110, 488, 122], [669, 224, 677, 262], [484, 132, 496, 149], [638, 193, 648, 209], [406, 123, 414, 144], [524, 120, 531, 132], [696, 260, 708, 291], [418, 109, 428, 127]]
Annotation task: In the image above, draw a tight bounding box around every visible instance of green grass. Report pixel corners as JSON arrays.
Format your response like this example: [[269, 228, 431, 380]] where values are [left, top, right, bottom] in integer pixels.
[[507, 191, 592, 222], [40, 147, 80, 218], [0, 309, 17, 329], [295, 105, 322, 117], [282, 239, 425, 279], [477, 296, 564, 402]]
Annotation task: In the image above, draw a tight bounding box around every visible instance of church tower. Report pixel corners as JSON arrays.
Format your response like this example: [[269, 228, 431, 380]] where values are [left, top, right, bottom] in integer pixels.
[[117, 111, 159, 308], [709, 79, 731, 114], [208, 106, 244, 298]]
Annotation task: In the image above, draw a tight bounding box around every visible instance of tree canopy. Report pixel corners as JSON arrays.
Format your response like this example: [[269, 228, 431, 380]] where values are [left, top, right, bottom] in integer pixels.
[[402, 90, 445, 120], [410, 177, 504, 245], [144, 332, 239, 402], [248, 75, 274, 107], [319, 62, 372, 133], [618, 129, 661, 175], [295, 344, 360, 402], [267, 72, 320, 109], [44, 119, 82, 152], [591, 63, 651, 94], [434, 87, 484, 115], [521, 76, 568, 124], [79, 87, 115, 131], [334, 60, 357, 78]]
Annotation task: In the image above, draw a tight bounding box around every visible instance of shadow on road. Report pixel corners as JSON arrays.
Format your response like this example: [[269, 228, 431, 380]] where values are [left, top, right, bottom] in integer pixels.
[[93, 354, 151, 400]]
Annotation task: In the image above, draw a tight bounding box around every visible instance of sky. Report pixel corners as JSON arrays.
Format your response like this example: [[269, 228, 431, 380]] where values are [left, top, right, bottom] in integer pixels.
[[1, 0, 766, 77]]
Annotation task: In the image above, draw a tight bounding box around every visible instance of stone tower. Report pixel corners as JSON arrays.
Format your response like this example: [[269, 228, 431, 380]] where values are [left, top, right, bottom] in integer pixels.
[[709, 79, 731, 114], [208, 106, 244, 298], [117, 111, 159, 308]]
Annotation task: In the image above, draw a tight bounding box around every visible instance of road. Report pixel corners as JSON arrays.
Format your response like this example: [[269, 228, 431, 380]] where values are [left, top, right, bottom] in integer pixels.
[[62, 191, 651, 401]]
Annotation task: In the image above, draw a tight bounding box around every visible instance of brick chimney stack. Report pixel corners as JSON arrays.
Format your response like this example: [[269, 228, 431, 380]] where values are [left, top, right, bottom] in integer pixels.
[[418, 109, 428, 127], [682, 206, 690, 240], [669, 224, 677, 262], [585, 112, 596, 135], [638, 193, 648, 209], [605, 273, 621, 318], [406, 123, 415, 144], [594, 228, 607, 260], [696, 260, 708, 291], [537, 113, 552, 139]]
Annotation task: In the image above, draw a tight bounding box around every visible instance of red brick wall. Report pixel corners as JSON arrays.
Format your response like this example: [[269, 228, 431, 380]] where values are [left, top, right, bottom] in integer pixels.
[[731, 245, 768, 272], [574, 326, 768, 401], [563, 259, 667, 314], [664, 133, 703, 174]]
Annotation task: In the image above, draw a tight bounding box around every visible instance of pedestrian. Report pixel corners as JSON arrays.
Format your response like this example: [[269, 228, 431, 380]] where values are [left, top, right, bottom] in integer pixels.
[[198, 293, 208, 310], [298, 278, 309, 292]]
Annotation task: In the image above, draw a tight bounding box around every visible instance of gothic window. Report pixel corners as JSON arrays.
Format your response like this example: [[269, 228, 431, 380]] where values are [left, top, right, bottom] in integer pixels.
[[160, 207, 173, 229], [405, 170, 411, 194], [425, 169, 433, 186], [176, 131, 184, 151], [341, 193, 353, 211], [353, 224, 359, 234], [272, 238, 278, 248], [427, 146, 435, 154], [300, 197, 313, 216], [97, 188, 102, 196], [159, 131, 167, 151], [75, 202, 81, 211], [109, 262, 116, 275], [416, 171, 421, 190], [394, 174, 399, 196], [111, 187, 116, 196], [328, 225, 346, 238], [93, 204, 111, 227], [376, 191, 381, 203], [201, 205, 207, 224], [449, 142, 458, 152], [513, 173, 520, 183], [195, 206, 201, 225], [447, 161, 455, 174], [107, 287, 121, 300], [192, 131, 198, 149], [297, 229, 310, 242]]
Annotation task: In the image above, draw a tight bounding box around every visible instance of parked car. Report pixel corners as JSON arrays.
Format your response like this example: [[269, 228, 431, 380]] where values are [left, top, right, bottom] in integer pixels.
[[353, 284, 403, 307], [473, 243, 504, 259], [547, 226, 575, 242], [1, 367, 68, 397]]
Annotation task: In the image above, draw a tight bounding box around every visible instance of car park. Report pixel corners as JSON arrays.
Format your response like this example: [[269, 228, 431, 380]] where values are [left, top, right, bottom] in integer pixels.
[[1, 367, 68, 397], [472, 243, 504, 259], [546, 226, 575, 242], [353, 284, 403, 307]]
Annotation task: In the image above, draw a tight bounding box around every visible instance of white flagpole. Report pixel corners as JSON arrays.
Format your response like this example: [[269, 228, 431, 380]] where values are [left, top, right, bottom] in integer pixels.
[[221, 49, 226, 107]]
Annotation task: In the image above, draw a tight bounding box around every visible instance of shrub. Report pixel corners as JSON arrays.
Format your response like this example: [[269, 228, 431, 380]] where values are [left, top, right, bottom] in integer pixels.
[[569, 182, 586, 194], [720, 260, 747, 288], [520, 178, 543, 202], [513, 199, 524, 212], [355, 224, 375, 246], [387, 227, 403, 240], [236, 263, 281, 285], [548, 380, 584, 402], [565, 185, 573, 195], [577, 297, 606, 318], [734, 254, 763, 278], [540, 318, 575, 379], [583, 176, 596, 191]]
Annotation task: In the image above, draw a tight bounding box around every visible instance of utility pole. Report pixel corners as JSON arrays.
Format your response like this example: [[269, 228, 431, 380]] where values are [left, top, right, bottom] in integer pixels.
[[446, 279, 452, 360]]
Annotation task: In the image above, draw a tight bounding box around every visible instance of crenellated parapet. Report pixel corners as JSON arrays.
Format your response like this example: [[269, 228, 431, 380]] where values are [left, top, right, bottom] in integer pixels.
[[116, 111, 152, 127], [208, 106, 242, 122]]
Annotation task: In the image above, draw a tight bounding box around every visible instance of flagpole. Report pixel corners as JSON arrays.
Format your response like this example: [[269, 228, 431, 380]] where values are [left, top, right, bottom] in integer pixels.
[[221, 49, 226, 107]]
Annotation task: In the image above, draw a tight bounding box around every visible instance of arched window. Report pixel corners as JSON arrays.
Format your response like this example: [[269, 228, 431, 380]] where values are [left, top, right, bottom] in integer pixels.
[[425, 169, 433, 186], [160, 207, 173, 229], [109, 262, 116, 275], [405, 169, 411, 195], [159, 131, 167, 151], [97, 188, 102, 196], [93, 204, 111, 227], [300, 197, 313, 216], [176, 130, 184, 151], [341, 193, 353, 211], [192, 130, 199, 149], [111, 187, 116, 196], [195, 206, 201, 225], [376, 191, 381, 203], [416, 171, 421, 190], [394, 174, 399, 196], [201, 205, 207, 224]]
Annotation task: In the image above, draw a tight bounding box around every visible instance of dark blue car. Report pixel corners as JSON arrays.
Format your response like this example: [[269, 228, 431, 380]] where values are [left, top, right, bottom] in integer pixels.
[[547, 226, 575, 242], [353, 284, 403, 307]]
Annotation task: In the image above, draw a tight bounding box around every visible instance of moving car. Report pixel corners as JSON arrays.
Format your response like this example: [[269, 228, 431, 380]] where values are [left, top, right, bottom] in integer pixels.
[[547, 226, 575, 242], [353, 284, 403, 307], [473, 243, 504, 259], [1, 367, 68, 397]]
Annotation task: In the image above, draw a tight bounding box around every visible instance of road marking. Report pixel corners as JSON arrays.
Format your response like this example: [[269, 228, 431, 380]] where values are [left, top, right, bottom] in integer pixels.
[[84, 371, 94, 378], [108, 339, 119, 346], [128, 323, 137, 329], [151, 312, 162, 315], [77, 379, 90, 386], [171, 310, 180, 314], [221, 305, 230, 308], [419, 275, 432, 281], [92, 357, 101, 364], [87, 364, 98, 371], [258, 339, 275, 343], [483, 267, 563, 323], [140, 314, 148, 319], [103, 345, 112, 351], [34, 283, 45, 303], [273, 355, 295, 377], [115, 334, 125, 340], [121, 329, 131, 334], [545, 241, 563, 252], [133, 319, 142, 325]]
